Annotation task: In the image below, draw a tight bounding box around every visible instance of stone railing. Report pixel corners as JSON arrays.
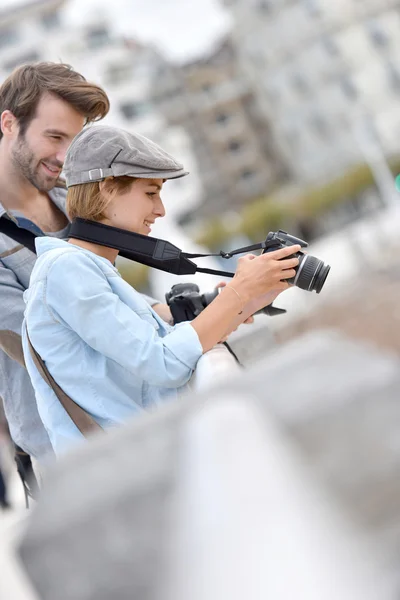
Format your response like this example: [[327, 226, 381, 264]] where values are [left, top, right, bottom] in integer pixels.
[[13, 330, 400, 599]]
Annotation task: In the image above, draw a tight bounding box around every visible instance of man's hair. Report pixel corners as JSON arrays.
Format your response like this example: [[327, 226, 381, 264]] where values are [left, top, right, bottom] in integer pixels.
[[67, 177, 135, 221], [0, 62, 110, 140]]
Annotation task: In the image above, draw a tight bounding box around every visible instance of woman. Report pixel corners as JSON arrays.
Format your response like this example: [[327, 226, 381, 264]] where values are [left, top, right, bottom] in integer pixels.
[[22, 126, 300, 455]]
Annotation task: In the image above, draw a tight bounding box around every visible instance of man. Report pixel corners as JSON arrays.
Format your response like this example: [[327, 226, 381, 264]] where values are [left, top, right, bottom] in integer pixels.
[[0, 62, 111, 462]]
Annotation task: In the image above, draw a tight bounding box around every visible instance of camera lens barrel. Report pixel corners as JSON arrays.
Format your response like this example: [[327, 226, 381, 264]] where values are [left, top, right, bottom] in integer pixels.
[[294, 254, 330, 293]]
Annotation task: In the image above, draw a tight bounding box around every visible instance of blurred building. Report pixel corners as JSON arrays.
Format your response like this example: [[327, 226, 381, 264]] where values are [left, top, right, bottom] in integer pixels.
[[224, 0, 400, 184], [0, 0, 64, 73], [153, 38, 290, 221]]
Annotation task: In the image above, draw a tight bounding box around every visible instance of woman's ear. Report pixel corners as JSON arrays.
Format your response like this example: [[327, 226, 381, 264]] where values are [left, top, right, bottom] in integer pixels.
[[97, 178, 116, 223], [99, 179, 108, 195], [99, 178, 116, 202]]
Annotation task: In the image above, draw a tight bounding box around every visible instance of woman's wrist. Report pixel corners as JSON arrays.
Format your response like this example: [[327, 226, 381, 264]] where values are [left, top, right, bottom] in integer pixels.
[[224, 284, 245, 314], [227, 280, 251, 307], [191, 283, 251, 352]]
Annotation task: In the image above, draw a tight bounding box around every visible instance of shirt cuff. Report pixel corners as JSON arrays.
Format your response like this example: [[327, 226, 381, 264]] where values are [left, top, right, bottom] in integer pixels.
[[164, 322, 203, 369]]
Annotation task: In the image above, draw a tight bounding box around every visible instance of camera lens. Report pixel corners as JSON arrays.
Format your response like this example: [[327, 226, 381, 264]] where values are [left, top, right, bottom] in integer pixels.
[[294, 255, 330, 293]]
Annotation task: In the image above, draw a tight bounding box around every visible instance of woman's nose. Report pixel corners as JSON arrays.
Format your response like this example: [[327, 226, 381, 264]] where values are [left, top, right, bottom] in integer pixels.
[[155, 197, 166, 217]]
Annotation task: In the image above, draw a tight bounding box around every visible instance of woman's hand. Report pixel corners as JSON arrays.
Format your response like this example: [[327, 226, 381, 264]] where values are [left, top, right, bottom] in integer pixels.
[[190, 245, 301, 354], [151, 302, 173, 324], [229, 245, 301, 307]]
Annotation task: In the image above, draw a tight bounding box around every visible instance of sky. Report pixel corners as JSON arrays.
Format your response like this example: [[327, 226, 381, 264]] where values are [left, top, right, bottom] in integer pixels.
[[3, 0, 232, 62]]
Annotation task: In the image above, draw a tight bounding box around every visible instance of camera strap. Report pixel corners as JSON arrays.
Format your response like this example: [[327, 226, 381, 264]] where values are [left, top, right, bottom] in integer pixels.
[[69, 219, 268, 278], [185, 242, 267, 260], [0, 215, 268, 279], [0, 214, 38, 254]]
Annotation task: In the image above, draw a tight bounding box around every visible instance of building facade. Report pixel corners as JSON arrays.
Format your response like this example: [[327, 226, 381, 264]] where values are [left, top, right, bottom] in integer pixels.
[[224, 0, 400, 184], [153, 39, 290, 220]]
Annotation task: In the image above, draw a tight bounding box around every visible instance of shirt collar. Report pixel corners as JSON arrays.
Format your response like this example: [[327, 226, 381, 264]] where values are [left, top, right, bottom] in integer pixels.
[[48, 183, 68, 217], [0, 182, 68, 220]]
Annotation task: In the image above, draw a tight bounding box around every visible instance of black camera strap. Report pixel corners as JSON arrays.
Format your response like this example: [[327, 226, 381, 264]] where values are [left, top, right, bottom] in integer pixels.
[[0, 214, 39, 254], [185, 242, 267, 260], [0, 215, 269, 279], [69, 219, 268, 278]]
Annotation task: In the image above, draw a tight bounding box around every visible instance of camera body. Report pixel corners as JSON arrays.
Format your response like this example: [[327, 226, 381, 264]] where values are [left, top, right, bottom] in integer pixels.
[[165, 283, 287, 324], [263, 230, 330, 294], [165, 283, 218, 324]]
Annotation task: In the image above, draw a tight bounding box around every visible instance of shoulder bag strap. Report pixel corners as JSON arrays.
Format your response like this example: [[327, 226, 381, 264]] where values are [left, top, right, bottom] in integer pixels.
[[25, 326, 103, 437]]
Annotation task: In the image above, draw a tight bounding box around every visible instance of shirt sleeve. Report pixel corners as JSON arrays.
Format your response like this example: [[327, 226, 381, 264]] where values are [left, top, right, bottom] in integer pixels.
[[140, 293, 161, 307], [0, 260, 53, 458], [0, 259, 26, 361], [43, 252, 203, 388]]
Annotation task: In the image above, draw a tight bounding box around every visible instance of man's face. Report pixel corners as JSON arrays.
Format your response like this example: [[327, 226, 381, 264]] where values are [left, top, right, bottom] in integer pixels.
[[10, 92, 85, 192]]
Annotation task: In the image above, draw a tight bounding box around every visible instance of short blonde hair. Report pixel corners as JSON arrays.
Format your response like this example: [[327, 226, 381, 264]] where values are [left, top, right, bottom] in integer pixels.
[[66, 176, 135, 221]]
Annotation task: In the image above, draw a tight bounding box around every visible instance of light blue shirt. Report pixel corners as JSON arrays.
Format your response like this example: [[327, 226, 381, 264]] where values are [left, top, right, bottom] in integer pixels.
[[22, 237, 203, 456]]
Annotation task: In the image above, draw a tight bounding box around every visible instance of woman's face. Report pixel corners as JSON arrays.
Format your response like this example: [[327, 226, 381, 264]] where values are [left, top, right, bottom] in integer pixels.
[[102, 178, 165, 235]]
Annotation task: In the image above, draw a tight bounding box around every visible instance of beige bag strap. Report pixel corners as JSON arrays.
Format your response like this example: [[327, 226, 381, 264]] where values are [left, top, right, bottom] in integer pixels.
[[25, 327, 103, 437]]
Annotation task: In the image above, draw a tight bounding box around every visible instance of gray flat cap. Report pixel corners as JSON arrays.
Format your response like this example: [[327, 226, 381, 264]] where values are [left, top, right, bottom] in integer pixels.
[[64, 125, 188, 187]]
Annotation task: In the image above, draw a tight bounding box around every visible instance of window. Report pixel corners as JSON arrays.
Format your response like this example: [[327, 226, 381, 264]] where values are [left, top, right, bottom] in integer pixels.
[[341, 77, 358, 100], [119, 101, 150, 120], [257, 1, 271, 12], [86, 27, 110, 49], [4, 51, 40, 72], [215, 112, 230, 125], [228, 140, 243, 153], [240, 169, 255, 180], [41, 12, 60, 30], [154, 86, 182, 104], [0, 27, 19, 49], [105, 64, 133, 86]]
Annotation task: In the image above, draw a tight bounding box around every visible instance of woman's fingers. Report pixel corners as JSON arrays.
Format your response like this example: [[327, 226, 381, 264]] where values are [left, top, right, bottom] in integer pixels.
[[240, 253, 257, 262], [280, 269, 297, 280], [243, 316, 254, 324], [279, 257, 300, 270], [264, 245, 301, 261]]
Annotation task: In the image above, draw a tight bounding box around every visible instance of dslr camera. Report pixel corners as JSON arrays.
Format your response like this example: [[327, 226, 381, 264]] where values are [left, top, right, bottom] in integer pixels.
[[165, 283, 218, 324], [263, 230, 330, 294], [165, 282, 286, 324], [165, 230, 330, 324]]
